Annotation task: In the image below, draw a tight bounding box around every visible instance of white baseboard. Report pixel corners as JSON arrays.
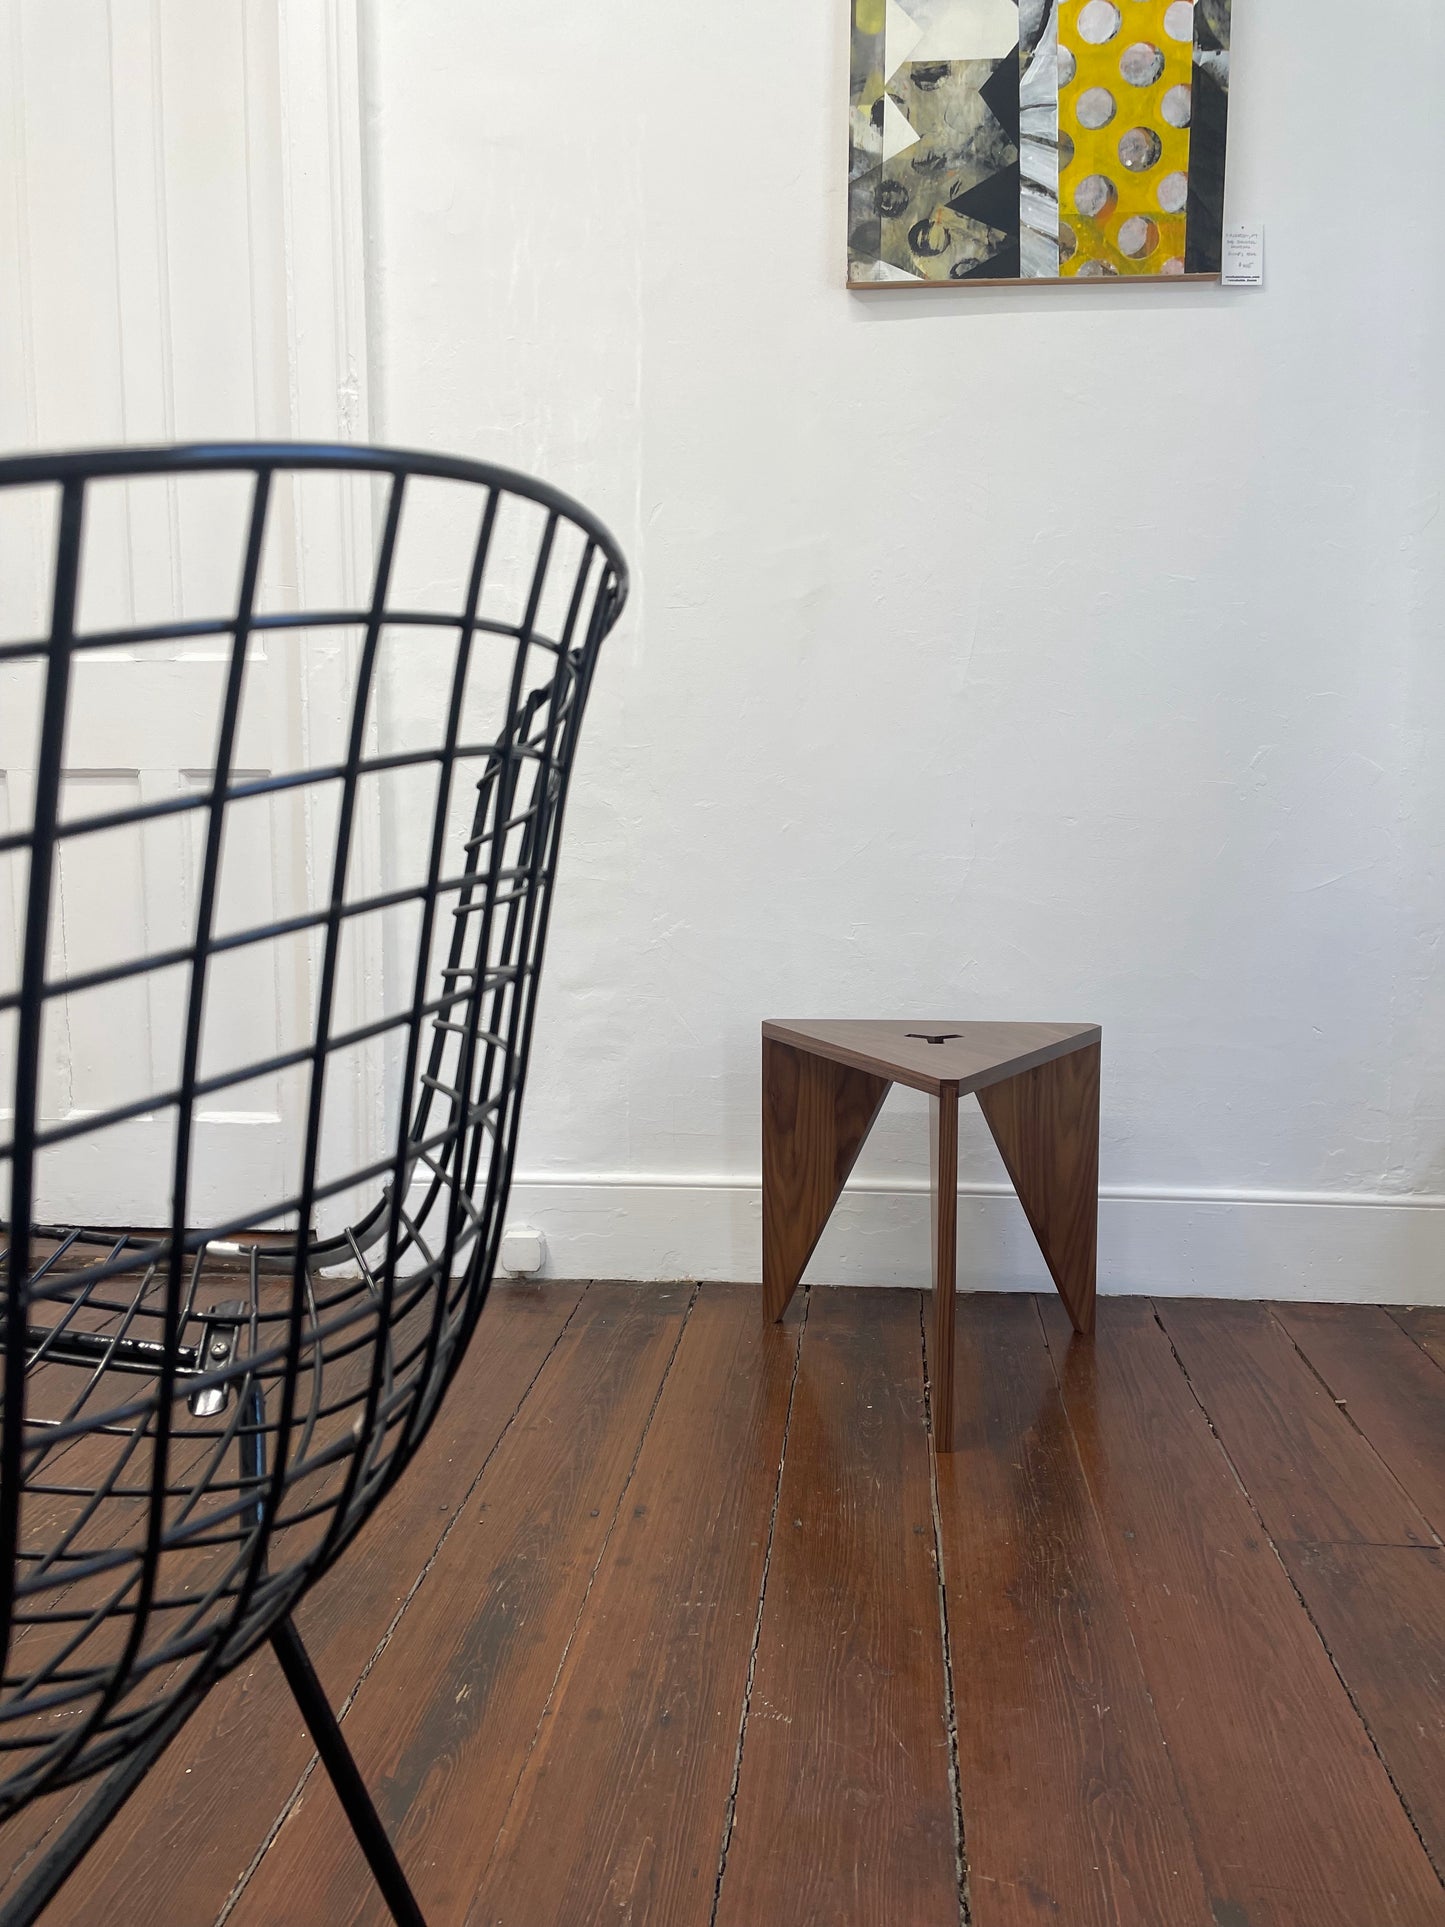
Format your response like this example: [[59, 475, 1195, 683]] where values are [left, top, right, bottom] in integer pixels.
[[492, 1173, 1445, 1305]]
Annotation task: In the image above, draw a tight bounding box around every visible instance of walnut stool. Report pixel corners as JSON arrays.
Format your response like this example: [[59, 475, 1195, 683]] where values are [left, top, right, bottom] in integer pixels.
[[761, 1021, 1101, 1450]]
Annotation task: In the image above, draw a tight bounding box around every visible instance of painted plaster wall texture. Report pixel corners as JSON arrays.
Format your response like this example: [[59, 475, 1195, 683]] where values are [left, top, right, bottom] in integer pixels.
[[362, 0, 1445, 1298]]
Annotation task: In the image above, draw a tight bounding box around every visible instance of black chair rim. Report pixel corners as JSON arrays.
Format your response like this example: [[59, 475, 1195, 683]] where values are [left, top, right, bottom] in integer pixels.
[[0, 440, 629, 595]]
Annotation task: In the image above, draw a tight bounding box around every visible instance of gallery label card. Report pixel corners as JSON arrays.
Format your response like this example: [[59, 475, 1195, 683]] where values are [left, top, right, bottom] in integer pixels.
[[1222, 224, 1264, 287]]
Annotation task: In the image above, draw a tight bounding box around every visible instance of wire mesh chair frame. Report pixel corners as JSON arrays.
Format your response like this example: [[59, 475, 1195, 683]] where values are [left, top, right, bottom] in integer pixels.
[[0, 442, 627, 1925]]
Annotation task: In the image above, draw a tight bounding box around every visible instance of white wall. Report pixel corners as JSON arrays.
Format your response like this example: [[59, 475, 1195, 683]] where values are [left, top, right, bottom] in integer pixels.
[[363, 0, 1445, 1300]]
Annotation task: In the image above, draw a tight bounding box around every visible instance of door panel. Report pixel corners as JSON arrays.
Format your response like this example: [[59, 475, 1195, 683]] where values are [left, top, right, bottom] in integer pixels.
[[0, 0, 372, 1232]]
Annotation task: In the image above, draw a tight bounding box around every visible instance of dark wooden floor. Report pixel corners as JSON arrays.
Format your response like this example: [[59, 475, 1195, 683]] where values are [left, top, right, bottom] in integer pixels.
[[6, 1283, 1445, 1926]]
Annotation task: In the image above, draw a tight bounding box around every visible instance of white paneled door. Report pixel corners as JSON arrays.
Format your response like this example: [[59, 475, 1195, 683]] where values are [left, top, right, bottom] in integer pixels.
[[0, 0, 372, 1231]]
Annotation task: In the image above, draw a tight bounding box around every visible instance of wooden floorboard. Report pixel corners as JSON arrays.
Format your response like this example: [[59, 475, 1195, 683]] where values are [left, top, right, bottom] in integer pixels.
[[229, 1282, 690, 1926], [28, 1279, 587, 1927], [937, 1295, 1211, 1927], [713, 1288, 958, 1927], [1041, 1295, 1445, 1927], [4, 1287, 1444, 1927], [1275, 1302, 1445, 1541], [471, 1282, 803, 1927], [1227, 1305, 1445, 1890], [1390, 1304, 1445, 1377], [1276, 1541, 1445, 1879], [1157, 1299, 1437, 1548]]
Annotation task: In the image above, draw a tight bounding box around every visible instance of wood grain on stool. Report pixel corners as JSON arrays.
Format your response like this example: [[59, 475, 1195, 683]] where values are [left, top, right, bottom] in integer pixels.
[[761, 1037, 888, 1323], [976, 1040, 1099, 1334]]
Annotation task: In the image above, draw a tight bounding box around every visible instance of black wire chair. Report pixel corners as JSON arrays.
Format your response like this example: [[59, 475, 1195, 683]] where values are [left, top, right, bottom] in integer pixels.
[[0, 443, 626, 1924]]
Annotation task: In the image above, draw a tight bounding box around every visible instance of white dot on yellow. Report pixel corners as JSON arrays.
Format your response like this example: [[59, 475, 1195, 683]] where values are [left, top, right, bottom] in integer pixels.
[[1164, 1, 1195, 42], [1078, 0, 1122, 43]]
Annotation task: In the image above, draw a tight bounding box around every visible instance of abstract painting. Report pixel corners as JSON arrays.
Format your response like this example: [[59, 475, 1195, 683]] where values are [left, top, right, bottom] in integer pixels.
[[848, 0, 1231, 284]]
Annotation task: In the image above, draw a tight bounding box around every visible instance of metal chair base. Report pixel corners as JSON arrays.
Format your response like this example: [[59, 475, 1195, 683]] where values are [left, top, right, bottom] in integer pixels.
[[1, 1616, 425, 1927]]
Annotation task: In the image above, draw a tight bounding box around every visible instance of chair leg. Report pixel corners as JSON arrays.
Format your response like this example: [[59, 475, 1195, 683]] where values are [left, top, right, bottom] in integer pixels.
[[929, 1090, 959, 1453], [271, 1615, 427, 1927]]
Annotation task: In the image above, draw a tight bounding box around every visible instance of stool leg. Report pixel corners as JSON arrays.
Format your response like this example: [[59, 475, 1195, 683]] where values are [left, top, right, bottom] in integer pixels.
[[976, 1041, 1099, 1336], [929, 1088, 959, 1452], [762, 1036, 889, 1322]]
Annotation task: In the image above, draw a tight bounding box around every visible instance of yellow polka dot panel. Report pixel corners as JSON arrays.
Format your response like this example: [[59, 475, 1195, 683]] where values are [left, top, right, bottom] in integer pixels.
[[1059, 0, 1191, 275], [846, 0, 1232, 286]]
